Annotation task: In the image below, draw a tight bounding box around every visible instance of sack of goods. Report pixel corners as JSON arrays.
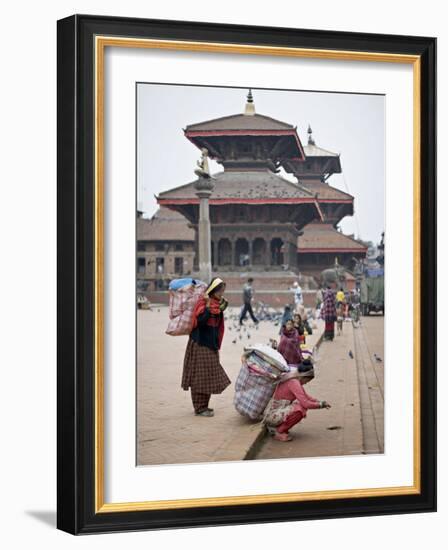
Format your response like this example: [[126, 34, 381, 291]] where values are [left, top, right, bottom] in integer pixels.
[[234, 344, 290, 421], [165, 278, 207, 336]]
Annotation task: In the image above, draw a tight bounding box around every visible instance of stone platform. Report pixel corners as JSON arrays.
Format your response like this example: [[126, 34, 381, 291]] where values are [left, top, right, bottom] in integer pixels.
[[146, 270, 318, 307]]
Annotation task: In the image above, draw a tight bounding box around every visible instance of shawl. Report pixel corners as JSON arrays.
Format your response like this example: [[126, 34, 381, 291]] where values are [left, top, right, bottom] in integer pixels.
[[321, 289, 337, 322], [192, 295, 225, 348], [278, 328, 303, 366]]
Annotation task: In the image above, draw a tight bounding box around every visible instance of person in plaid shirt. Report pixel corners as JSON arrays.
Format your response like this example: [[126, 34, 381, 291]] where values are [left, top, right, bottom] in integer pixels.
[[322, 286, 337, 341]]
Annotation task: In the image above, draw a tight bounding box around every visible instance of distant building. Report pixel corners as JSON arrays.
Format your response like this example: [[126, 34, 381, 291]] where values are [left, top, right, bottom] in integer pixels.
[[297, 223, 368, 278], [137, 208, 195, 291]]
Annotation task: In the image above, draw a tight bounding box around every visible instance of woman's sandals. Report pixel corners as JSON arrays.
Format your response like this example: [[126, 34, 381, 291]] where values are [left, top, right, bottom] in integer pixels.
[[195, 409, 214, 417]]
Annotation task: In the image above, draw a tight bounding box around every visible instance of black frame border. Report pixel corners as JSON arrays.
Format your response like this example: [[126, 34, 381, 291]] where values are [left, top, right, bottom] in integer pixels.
[[57, 14, 436, 534]]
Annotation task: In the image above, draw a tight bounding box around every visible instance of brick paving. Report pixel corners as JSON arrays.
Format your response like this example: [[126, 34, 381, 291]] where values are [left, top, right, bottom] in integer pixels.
[[137, 306, 318, 465], [137, 306, 384, 465], [257, 320, 364, 460], [256, 316, 384, 460]]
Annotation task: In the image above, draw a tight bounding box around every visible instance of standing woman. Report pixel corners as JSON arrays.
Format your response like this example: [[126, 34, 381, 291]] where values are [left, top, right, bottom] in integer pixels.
[[322, 286, 337, 341], [182, 277, 231, 417]]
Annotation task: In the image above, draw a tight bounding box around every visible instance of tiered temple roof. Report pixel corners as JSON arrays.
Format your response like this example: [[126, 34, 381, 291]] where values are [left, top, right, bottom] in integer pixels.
[[297, 223, 367, 253], [300, 180, 353, 202], [158, 170, 316, 203], [183, 91, 306, 168]]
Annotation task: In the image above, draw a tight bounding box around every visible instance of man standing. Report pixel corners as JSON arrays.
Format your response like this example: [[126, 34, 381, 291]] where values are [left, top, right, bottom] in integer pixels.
[[290, 281, 303, 314], [239, 277, 259, 325]]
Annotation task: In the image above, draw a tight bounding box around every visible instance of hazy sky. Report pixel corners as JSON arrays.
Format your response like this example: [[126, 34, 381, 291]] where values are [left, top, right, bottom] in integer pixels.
[[137, 84, 385, 243]]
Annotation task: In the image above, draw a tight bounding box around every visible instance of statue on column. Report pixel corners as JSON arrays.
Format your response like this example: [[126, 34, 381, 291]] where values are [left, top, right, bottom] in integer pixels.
[[193, 148, 215, 283], [194, 148, 214, 179]]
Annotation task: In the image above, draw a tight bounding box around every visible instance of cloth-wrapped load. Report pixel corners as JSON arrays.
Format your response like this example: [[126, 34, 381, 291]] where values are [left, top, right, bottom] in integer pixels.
[[234, 344, 290, 421], [165, 279, 207, 336], [168, 277, 205, 292], [299, 346, 314, 366]]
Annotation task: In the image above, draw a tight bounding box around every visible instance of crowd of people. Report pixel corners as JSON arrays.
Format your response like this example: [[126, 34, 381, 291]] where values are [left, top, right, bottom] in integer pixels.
[[180, 276, 332, 442]]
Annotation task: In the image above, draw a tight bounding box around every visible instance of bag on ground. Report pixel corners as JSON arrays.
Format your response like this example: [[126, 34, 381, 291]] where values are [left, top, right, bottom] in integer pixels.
[[234, 344, 290, 421]]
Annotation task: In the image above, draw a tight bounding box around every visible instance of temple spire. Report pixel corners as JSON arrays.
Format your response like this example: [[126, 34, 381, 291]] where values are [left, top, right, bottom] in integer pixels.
[[244, 88, 256, 116], [307, 124, 315, 145]]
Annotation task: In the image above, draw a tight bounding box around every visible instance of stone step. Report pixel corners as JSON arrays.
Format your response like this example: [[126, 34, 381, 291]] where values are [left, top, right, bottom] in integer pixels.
[[352, 319, 384, 454]]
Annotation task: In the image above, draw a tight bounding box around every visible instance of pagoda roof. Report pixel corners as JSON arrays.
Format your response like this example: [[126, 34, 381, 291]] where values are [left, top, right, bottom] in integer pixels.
[[137, 208, 194, 241], [297, 223, 367, 253], [304, 144, 339, 157], [157, 170, 317, 205], [185, 113, 294, 133], [301, 181, 353, 201]]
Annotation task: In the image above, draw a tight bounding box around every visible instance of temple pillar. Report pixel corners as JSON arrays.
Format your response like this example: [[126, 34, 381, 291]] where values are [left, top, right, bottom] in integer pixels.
[[230, 239, 235, 270], [194, 176, 215, 283], [248, 239, 253, 267]]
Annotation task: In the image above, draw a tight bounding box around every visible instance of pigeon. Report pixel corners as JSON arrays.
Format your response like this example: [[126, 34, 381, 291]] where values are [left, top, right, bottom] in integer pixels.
[[349, 350, 354, 359], [374, 353, 383, 362], [247, 333, 251, 339], [232, 339, 237, 344]]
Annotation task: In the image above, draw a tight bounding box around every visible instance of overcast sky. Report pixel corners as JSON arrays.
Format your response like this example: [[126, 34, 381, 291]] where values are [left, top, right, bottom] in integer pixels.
[[137, 84, 384, 244]]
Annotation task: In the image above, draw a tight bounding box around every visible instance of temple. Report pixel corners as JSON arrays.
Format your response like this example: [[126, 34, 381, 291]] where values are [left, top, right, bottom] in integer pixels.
[[287, 125, 367, 278], [137, 90, 367, 303]]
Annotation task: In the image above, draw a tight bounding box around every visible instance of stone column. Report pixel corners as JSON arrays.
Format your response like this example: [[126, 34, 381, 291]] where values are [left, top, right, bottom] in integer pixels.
[[194, 177, 215, 283], [248, 239, 253, 268]]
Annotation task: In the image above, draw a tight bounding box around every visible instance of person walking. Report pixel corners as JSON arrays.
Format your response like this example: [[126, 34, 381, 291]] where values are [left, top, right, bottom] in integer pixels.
[[239, 277, 259, 325], [181, 277, 231, 417], [290, 281, 304, 314], [336, 287, 345, 307]]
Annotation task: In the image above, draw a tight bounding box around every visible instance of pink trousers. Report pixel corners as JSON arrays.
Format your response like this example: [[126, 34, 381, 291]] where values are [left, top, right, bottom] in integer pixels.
[[277, 409, 304, 433]]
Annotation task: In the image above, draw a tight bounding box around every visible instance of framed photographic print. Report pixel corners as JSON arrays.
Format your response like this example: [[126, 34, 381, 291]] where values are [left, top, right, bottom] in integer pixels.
[[57, 14, 436, 534]]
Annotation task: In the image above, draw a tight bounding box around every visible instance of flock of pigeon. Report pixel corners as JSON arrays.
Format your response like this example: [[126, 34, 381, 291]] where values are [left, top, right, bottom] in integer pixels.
[[225, 316, 260, 345]]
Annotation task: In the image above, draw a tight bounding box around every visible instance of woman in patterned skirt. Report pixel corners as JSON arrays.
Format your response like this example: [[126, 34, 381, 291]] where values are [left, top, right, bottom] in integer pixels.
[[322, 286, 337, 341], [181, 277, 231, 417]]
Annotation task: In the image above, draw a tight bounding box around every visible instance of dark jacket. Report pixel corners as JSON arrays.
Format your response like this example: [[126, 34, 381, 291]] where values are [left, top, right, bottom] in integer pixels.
[[242, 283, 253, 305], [190, 308, 223, 351]]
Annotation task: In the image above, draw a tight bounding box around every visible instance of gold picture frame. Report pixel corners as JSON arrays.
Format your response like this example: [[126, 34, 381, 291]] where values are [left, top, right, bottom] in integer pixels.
[[58, 15, 436, 534]]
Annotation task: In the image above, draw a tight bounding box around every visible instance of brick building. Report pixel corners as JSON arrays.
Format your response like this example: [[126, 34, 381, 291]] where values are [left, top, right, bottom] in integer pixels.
[[137, 208, 195, 291]]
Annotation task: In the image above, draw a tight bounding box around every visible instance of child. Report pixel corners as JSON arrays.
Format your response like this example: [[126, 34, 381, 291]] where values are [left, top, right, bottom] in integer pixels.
[[293, 313, 306, 344], [278, 319, 303, 366], [264, 370, 331, 442], [336, 303, 344, 335]]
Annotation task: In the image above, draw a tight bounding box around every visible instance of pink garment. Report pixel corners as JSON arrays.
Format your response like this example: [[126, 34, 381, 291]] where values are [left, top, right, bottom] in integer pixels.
[[273, 378, 321, 418], [277, 410, 304, 434]]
